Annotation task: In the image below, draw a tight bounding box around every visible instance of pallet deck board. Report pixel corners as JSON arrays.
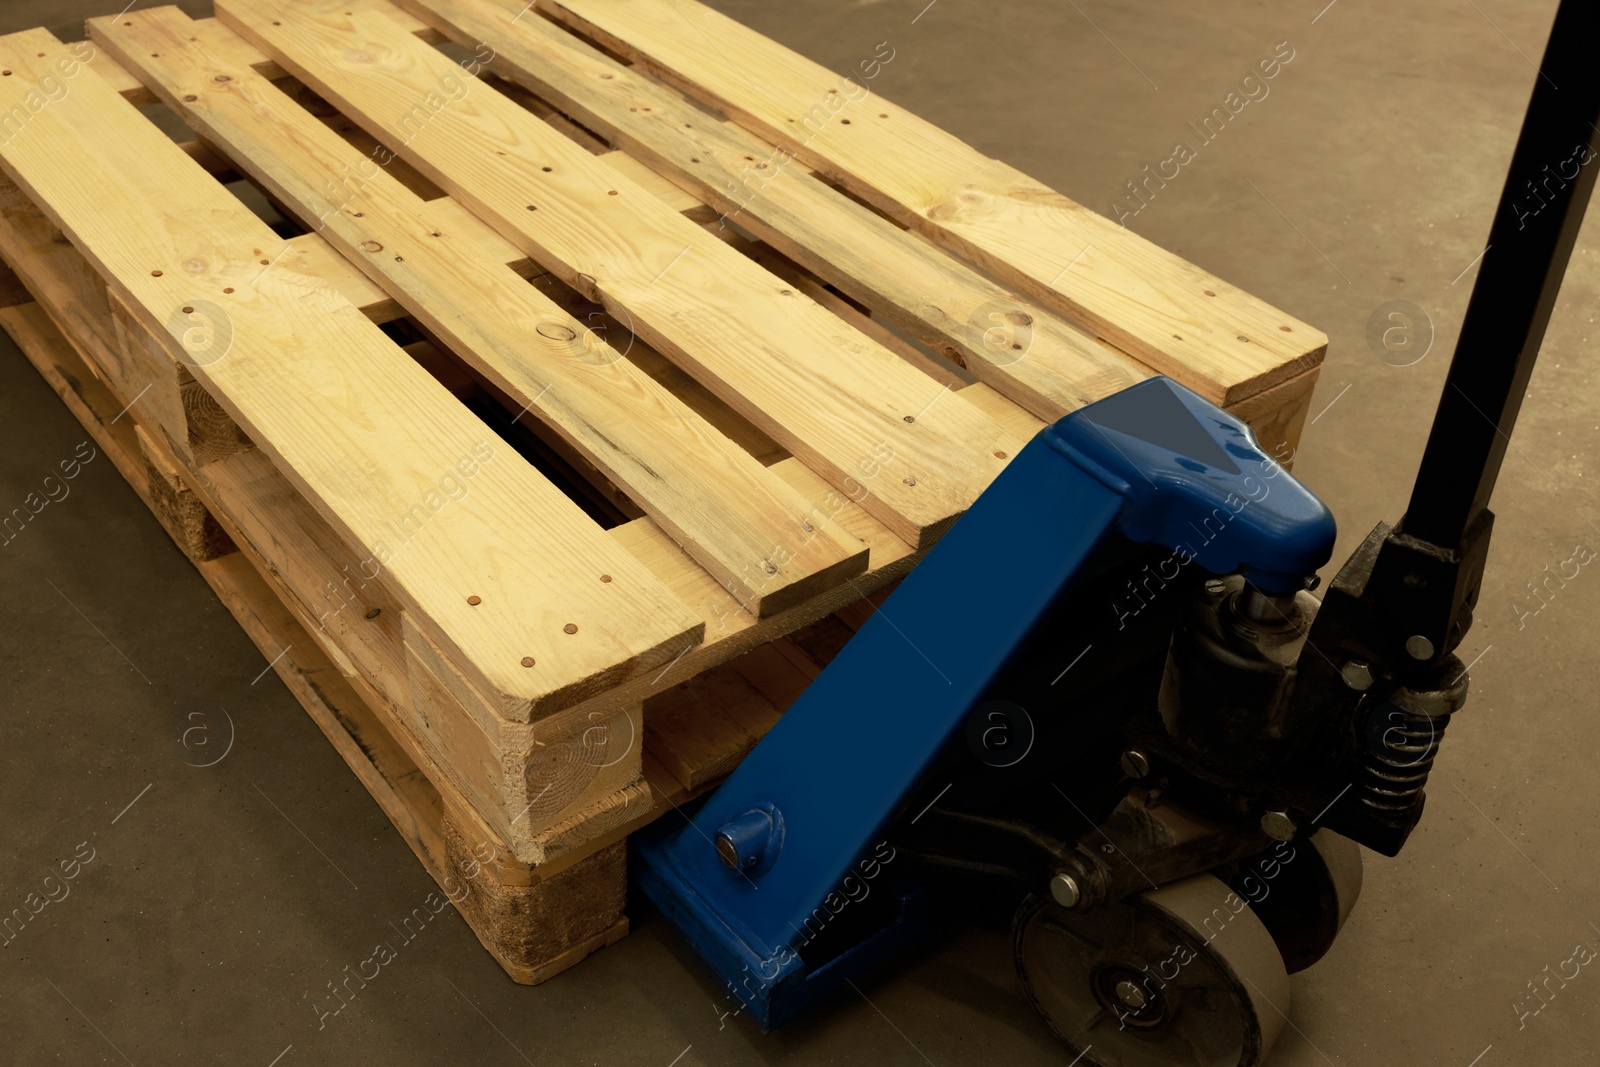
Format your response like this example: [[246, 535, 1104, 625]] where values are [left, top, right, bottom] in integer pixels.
[[544, 0, 1327, 404], [94, 6, 871, 619], [394, 0, 1154, 420], [0, 27, 704, 722], [217, 0, 1017, 551]]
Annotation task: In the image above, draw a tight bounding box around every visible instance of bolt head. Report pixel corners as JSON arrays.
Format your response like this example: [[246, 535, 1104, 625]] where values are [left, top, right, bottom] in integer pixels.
[[1405, 634, 1436, 660], [1050, 872, 1081, 908], [1340, 661, 1375, 691], [1119, 749, 1152, 779], [1260, 810, 1297, 842], [713, 809, 778, 875], [1115, 979, 1149, 1010]]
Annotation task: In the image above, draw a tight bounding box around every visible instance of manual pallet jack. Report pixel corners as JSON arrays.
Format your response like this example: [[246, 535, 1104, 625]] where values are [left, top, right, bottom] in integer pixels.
[[632, 2, 1600, 1062]]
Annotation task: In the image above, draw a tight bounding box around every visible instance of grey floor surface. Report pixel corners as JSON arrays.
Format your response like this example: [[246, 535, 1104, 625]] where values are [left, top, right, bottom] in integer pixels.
[[1, 0, 1596, 1064]]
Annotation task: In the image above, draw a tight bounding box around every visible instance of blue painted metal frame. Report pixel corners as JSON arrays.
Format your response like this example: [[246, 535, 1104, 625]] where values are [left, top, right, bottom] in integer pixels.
[[633, 377, 1336, 1027]]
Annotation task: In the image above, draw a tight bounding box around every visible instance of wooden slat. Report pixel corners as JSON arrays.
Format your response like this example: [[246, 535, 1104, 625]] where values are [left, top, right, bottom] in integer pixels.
[[83, 46, 158, 104], [644, 663, 780, 791], [519, 268, 790, 467], [94, 25, 541, 291], [297, 236, 405, 319], [94, 8, 870, 619], [544, 0, 1327, 405], [311, 105, 448, 202], [724, 230, 972, 393], [87, 9, 442, 102], [599, 148, 710, 217], [1218, 363, 1321, 463], [959, 382, 1048, 442], [418, 197, 534, 271], [216, 0, 1021, 551], [0, 27, 701, 722], [485, 72, 612, 153], [399, 0, 1153, 417], [576, 452, 922, 712]]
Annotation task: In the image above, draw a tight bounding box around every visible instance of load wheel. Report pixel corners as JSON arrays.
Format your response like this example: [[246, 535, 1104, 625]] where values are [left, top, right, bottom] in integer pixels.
[[1226, 830, 1364, 974], [1013, 872, 1290, 1067]]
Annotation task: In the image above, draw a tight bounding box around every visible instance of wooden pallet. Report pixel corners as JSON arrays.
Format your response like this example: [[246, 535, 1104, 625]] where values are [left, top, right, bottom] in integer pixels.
[[0, 0, 1325, 983]]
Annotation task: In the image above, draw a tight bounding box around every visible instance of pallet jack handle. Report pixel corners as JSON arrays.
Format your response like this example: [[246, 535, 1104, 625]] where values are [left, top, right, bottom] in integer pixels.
[[1374, 0, 1600, 662]]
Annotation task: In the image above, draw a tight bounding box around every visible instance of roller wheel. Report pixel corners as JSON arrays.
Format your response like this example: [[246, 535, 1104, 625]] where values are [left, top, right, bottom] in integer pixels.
[[1226, 830, 1364, 973], [1014, 872, 1290, 1067]]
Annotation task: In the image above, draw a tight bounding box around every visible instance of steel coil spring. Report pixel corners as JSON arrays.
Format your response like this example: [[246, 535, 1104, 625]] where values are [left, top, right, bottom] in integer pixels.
[[1360, 703, 1449, 813]]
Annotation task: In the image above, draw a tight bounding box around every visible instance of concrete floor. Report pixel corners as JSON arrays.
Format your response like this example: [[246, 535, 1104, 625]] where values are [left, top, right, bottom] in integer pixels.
[[1, 0, 1595, 1064]]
